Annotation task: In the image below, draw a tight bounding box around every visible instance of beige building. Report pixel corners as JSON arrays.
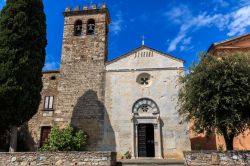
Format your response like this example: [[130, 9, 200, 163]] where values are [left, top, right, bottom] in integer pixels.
[[26, 4, 191, 159]]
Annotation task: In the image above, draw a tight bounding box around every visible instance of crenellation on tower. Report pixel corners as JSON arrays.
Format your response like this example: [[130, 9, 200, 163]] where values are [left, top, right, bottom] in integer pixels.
[[65, 6, 71, 12], [74, 6, 80, 11], [83, 5, 88, 10], [101, 3, 107, 9], [69, 3, 103, 11], [91, 4, 97, 9], [63, 4, 111, 24]]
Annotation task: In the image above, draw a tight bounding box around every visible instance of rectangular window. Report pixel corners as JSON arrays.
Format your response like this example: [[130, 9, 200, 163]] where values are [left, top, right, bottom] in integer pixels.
[[44, 96, 54, 110], [40, 126, 51, 147]]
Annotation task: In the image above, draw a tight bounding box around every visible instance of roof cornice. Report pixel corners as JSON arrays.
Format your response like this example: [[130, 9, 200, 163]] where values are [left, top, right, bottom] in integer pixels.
[[107, 45, 185, 65]]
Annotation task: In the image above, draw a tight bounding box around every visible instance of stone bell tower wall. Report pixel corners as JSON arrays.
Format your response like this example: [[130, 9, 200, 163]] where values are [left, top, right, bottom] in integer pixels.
[[54, 4, 110, 150]]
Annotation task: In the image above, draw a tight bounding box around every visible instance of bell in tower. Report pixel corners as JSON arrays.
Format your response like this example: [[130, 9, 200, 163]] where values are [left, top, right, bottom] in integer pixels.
[[74, 20, 82, 36], [87, 19, 95, 35]]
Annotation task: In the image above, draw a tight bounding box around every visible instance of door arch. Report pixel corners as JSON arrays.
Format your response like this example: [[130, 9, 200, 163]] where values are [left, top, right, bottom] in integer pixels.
[[132, 98, 159, 116], [131, 98, 162, 158]]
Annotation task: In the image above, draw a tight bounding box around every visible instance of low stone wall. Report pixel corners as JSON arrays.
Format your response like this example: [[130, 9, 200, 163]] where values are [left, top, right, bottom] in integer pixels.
[[0, 151, 116, 166], [183, 151, 250, 165]]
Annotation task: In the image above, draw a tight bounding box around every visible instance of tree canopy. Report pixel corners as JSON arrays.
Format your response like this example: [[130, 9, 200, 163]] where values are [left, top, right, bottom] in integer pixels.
[[178, 52, 250, 150], [0, 0, 47, 129]]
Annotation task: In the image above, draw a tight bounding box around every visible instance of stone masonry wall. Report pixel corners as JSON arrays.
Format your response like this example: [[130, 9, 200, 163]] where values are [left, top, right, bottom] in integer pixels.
[[0, 152, 116, 166], [55, 6, 110, 150], [184, 151, 250, 166], [26, 70, 60, 150]]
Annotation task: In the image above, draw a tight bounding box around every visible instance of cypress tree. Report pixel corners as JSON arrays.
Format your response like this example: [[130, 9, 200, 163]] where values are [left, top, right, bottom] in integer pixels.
[[0, 0, 47, 151]]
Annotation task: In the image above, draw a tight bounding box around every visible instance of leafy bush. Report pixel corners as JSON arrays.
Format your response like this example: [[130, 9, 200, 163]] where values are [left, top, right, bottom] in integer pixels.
[[41, 126, 87, 151]]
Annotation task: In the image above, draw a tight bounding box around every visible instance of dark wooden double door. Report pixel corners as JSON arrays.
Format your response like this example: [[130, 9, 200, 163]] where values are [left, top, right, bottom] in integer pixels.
[[138, 124, 155, 157]]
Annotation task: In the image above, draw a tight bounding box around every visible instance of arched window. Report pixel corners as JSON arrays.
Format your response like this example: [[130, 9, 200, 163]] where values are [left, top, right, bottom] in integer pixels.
[[74, 20, 82, 36], [132, 98, 159, 115], [87, 19, 95, 35]]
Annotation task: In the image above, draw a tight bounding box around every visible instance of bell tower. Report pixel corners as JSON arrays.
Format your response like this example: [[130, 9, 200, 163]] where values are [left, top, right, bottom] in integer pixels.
[[55, 4, 110, 150]]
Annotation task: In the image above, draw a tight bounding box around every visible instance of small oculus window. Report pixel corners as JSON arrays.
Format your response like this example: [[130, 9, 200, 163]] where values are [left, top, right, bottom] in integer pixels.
[[136, 73, 152, 87]]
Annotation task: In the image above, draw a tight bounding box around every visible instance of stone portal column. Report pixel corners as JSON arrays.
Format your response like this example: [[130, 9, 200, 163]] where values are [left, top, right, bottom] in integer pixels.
[[135, 124, 138, 158], [131, 115, 135, 159], [157, 116, 163, 158]]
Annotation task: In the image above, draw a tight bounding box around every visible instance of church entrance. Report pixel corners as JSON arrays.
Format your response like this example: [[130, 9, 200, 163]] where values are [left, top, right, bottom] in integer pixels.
[[138, 124, 155, 157], [132, 98, 162, 158]]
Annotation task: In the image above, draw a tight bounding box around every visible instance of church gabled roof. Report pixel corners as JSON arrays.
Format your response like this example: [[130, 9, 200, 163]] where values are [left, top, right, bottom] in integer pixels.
[[107, 45, 185, 65]]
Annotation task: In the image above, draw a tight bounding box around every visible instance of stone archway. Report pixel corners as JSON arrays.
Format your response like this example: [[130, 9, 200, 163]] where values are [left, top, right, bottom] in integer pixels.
[[131, 98, 162, 158]]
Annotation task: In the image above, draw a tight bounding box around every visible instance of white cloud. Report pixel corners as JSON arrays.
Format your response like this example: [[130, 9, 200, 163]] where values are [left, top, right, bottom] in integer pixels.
[[168, 33, 185, 52], [165, 5, 192, 24], [183, 37, 192, 45], [167, 4, 250, 52], [168, 13, 226, 52], [227, 5, 250, 36], [43, 54, 60, 70], [180, 37, 193, 51], [43, 61, 59, 70], [110, 10, 124, 35]]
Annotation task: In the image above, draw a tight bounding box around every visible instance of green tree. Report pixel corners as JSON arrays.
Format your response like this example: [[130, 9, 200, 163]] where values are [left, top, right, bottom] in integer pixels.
[[178, 52, 250, 150], [0, 0, 47, 151], [41, 126, 87, 151]]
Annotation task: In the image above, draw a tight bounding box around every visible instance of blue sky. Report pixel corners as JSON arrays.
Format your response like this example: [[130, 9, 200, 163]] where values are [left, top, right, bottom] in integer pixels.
[[1, 0, 250, 69]]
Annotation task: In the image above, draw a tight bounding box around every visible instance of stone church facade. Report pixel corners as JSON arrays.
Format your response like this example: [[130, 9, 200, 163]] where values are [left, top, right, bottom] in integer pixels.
[[27, 4, 191, 159]]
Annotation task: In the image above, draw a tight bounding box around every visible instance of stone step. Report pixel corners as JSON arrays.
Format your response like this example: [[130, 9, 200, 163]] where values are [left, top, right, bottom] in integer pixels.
[[116, 159, 184, 166]]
